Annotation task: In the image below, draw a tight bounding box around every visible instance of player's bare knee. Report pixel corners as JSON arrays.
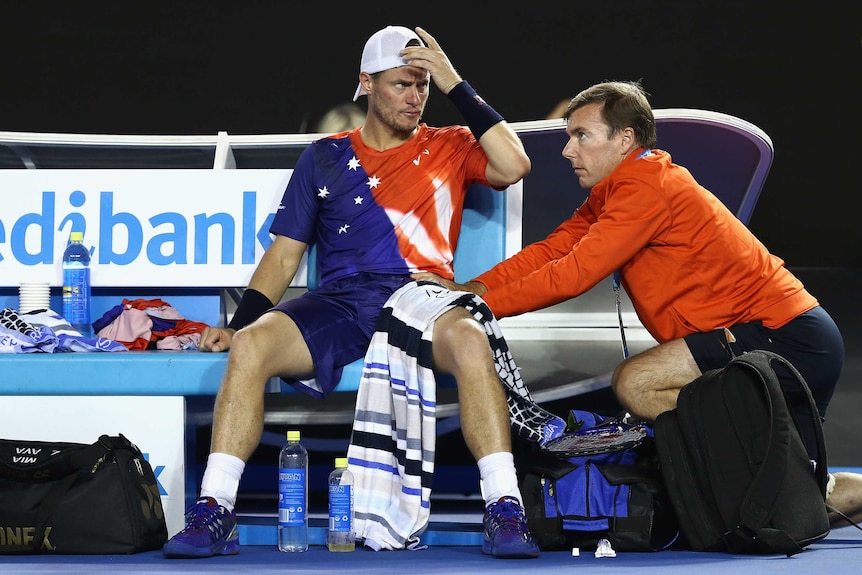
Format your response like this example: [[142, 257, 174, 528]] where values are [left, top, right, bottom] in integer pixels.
[[228, 325, 269, 369], [452, 323, 489, 361]]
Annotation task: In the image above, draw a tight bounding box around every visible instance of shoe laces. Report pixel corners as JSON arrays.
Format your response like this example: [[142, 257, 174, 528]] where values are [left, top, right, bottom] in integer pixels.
[[185, 498, 222, 529], [487, 496, 528, 533]]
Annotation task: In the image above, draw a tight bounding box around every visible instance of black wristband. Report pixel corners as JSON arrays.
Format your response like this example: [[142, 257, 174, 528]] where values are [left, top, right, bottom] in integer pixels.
[[228, 288, 274, 331], [447, 81, 504, 139]]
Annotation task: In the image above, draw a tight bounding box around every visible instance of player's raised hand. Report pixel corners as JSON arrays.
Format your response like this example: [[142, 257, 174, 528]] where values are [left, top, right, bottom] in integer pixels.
[[402, 27, 463, 94]]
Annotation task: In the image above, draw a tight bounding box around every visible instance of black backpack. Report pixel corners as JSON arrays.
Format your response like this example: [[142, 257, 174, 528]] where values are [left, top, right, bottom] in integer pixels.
[[654, 350, 829, 555]]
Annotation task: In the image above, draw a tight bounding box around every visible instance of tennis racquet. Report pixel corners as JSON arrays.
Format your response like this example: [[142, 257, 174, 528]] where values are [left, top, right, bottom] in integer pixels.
[[541, 422, 649, 457]]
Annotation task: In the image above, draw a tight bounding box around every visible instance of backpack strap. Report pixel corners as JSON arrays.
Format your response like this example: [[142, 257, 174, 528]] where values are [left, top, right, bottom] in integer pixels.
[[774, 353, 829, 496], [745, 351, 829, 494]]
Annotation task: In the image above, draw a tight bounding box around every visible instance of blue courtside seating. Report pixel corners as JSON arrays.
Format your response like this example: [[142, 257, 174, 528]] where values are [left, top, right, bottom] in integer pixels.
[[0, 287, 226, 395], [0, 183, 510, 398], [0, 109, 773, 407]]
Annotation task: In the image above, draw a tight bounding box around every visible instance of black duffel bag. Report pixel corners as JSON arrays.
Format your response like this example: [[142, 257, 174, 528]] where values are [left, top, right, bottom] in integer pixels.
[[0, 433, 168, 554]]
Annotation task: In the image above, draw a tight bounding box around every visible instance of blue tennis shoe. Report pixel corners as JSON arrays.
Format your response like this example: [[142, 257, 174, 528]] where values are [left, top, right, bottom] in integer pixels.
[[163, 496, 240, 558], [482, 496, 540, 559]]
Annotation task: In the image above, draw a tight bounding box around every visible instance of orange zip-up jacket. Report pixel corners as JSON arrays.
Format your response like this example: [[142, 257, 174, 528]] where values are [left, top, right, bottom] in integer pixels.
[[475, 148, 817, 343]]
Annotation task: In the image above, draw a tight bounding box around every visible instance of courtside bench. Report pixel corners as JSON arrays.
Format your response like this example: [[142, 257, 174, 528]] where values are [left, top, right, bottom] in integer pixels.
[[0, 177, 514, 539], [0, 285, 230, 537], [0, 176, 510, 395]]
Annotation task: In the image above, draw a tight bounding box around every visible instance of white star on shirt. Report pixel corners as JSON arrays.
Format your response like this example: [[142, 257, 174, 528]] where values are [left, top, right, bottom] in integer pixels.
[[367, 174, 381, 189], [354, 196, 364, 204], [338, 224, 350, 234], [317, 186, 330, 198], [347, 156, 360, 170]]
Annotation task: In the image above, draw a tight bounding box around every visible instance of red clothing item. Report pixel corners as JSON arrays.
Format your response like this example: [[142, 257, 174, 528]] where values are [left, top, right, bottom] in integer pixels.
[[475, 148, 817, 344]]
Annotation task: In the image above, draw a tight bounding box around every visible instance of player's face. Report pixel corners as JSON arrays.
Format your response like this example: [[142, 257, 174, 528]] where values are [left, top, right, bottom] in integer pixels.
[[367, 66, 430, 134]]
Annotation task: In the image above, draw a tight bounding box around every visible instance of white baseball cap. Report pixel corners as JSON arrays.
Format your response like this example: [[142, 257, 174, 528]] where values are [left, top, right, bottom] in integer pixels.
[[353, 25, 425, 101]]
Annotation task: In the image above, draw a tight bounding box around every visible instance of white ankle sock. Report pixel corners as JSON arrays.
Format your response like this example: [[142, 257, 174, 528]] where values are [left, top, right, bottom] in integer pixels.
[[200, 452, 245, 512], [477, 451, 523, 506]]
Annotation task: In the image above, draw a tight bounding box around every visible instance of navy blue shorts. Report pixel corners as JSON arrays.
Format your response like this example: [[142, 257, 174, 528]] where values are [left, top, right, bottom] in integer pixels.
[[685, 306, 845, 449], [272, 272, 412, 399]]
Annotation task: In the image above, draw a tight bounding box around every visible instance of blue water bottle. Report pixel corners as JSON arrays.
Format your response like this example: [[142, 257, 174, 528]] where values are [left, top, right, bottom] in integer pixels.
[[62, 231, 92, 335]]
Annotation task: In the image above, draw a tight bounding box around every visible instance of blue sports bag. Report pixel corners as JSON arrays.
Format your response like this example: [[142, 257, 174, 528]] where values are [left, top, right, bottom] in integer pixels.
[[517, 410, 681, 552]]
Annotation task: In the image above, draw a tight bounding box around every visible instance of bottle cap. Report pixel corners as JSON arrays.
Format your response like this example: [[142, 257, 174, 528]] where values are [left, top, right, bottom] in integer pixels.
[[287, 430, 301, 441], [70, 231, 84, 242], [335, 457, 348, 468]]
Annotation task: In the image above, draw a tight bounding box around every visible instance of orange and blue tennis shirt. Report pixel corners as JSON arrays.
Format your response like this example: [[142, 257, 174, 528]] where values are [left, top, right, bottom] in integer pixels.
[[270, 124, 492, 287]]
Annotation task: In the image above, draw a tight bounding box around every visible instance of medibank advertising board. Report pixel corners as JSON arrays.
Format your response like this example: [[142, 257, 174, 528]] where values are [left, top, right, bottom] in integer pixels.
[[1, 170, 294, 287]]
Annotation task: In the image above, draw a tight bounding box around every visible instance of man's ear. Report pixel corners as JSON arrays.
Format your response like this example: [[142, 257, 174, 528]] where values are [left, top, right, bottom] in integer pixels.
[[620, 127, 637, 155], [359, 72, 373, 97]]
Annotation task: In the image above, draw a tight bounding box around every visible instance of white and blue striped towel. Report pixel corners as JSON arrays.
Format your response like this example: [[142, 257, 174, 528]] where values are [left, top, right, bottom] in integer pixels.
[[346, 281, 565, 551]]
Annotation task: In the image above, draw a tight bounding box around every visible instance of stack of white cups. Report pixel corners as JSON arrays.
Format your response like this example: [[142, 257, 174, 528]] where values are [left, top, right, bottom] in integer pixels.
[[19, 282, 51, 314]]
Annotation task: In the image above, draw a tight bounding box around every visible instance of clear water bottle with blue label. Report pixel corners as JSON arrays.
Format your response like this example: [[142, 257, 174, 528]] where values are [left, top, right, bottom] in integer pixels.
[[327, 457, 355, 552], [62, 231, 92, 335], [278, 430, 308, 552]]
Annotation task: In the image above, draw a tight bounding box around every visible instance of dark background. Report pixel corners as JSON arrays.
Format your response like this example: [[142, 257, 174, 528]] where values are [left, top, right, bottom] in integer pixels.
[[4, 2, 858, 475], [2, 1, 859, 266]]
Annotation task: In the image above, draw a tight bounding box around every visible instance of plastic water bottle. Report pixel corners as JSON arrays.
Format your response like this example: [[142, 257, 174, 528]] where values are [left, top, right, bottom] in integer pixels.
[[278, 430, 308, 552], [61, 231, 92, 335], [327, 457, 355, 552]]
